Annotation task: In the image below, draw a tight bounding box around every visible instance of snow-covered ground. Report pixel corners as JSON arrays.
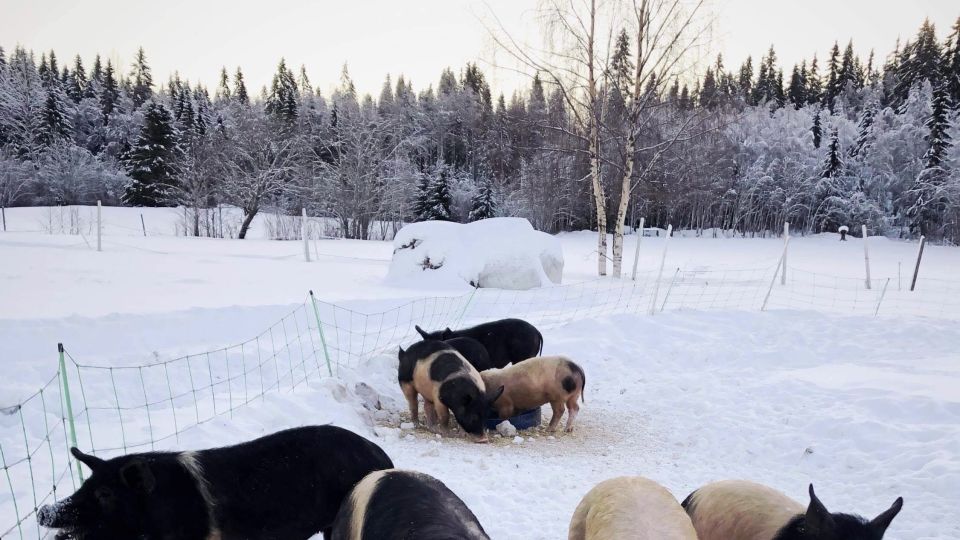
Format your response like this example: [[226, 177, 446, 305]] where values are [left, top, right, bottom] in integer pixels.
[[1, 206, 958, 539]]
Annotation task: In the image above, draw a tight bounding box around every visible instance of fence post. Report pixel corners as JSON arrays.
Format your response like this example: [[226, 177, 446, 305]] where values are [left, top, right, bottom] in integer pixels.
[[659, 268, 680, 312], [453, 285, 478, 329], [1, 205, 6, 231], [862, 224, 871, 289], [309, 291, 333, 376], [58, 343, 83, 483], [301, 208, 311, 263], [910, 236, 925, 292], [762, 236, 790, 311], [874, 278, 890, 316], [140, 213, 147, 237], [781, 222, 789, 285], [96, 200, 102, 252], [649, 224, 672, 315], [631, 217, 645, 281]]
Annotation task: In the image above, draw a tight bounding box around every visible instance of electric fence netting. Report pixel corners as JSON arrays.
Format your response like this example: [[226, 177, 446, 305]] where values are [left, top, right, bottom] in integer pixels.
[[2, 263, 959, 538]]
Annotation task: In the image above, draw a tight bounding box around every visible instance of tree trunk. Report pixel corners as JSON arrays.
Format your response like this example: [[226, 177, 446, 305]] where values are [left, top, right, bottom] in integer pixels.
[[590, 129, 607, 276], [612, 129, 637, 277], [238, 207, 257, 239], [192, 206, 200, 237]]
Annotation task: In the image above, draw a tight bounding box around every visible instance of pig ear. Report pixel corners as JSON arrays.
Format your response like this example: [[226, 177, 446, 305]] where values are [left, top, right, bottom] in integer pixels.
[[415, 326, 428, 339], [71, 447, 105, 472], [805, 484, 835, 536], [442, 328, 452, 339], [120, 459, 156, 494], [488, 385, 505, 404], [870, 497, 903, 535], [398, 346, 405, 356]]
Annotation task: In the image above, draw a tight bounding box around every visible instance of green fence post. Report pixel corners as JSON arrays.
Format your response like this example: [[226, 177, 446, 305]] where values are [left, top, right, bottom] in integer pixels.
[[309, 291, 334, 377], [58, 343, 83, 483]]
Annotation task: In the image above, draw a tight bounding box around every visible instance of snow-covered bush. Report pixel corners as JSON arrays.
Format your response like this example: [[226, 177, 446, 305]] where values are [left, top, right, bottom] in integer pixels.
[[386, 217, 563, 290]]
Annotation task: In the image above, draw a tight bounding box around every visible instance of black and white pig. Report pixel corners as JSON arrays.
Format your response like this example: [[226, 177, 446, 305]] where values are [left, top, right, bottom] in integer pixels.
[[415, 317, 543, 369], [480, 355, 585, 432], [398, 340, 503, 442], [443, 336, 493, 372], [682, 481, 903, 540], [331, 469, 490, 540], [37, 425, 394, 540]]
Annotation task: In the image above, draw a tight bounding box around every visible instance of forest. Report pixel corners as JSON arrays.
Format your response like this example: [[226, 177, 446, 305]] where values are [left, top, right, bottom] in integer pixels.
[[1, 12, 959, 257]]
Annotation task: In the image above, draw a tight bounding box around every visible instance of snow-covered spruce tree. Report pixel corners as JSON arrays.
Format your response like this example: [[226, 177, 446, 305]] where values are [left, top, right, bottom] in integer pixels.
[[234, 67, 249, 106], [67, 55, 86, 103], [469, 178, 496, 221], [813, 129, 851, 232], [129, 47, 153, 108], [946, 17, 960, 107], [38, 82, 73, 147], [122, 101, 180, 206], [99, 60, 119, 119], [893, 19, 942, 106], [265, 59, 298, 124], [811, 107, 823, 148], [416, 163, 452, 221], [907, 82, 953, 236]]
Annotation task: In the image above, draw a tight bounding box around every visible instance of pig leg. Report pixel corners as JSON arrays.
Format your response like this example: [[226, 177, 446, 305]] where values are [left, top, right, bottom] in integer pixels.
[[547, 401, 566, 432], [435, 401, 451, 430], [401, 383, 419, 425], [564, 394, 580, 432], [424, 400, 438, 428]]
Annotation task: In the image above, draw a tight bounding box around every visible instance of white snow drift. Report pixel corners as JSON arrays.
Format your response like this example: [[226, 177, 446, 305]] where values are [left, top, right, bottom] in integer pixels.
[[386, 218, 564, 290]]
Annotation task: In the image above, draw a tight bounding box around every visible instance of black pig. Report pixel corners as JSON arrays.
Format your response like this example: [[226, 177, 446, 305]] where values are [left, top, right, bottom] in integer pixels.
[[443, 336, 493, 372], [415, 318, 542, 369], [37, 425, 393, 540], [331, 469, 490, 540]]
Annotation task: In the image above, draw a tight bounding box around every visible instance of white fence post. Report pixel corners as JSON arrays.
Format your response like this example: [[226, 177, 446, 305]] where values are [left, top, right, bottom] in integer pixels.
[[762, 236, 791, 311], [862, 224, 871, 289], [631, 217, 645, 281], [302, 208, 311, 263], [910, 236, 926, 291], [96, 200, 102, 252], [649, 224, 672, 315], [874, 278, 890, 316], [781, 222, 789, 285]]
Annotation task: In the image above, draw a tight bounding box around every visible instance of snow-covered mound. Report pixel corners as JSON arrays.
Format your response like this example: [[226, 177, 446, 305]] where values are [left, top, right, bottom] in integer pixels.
[[387, 218, 564, 290]]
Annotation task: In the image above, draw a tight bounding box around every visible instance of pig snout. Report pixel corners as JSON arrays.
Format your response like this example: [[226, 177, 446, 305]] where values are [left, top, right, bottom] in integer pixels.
[[37, 500, 74, 528]]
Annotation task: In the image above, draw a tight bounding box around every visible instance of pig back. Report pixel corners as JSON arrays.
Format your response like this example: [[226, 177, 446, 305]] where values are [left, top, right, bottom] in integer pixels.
[[196, 425, 394, 539]]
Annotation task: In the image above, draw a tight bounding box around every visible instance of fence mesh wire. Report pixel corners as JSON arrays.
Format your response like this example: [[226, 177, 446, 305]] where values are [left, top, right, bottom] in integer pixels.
[[2, 261, 959, 538]]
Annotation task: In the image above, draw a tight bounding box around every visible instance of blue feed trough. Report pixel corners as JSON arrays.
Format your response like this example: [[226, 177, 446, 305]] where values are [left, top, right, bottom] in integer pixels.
[[485, 407, 542, 431]]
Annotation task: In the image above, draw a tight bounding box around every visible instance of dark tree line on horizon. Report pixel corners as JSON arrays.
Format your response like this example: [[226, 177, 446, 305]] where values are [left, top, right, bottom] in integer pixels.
[[1, 15, 959, 244]]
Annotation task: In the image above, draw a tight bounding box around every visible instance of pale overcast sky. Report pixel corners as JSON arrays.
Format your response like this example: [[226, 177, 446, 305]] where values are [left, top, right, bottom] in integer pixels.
[[1, 0, 957, 97]]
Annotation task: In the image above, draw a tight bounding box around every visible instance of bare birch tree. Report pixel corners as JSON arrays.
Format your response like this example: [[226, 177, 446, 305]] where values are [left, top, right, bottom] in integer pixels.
[[610, 0, 712, 276], [486, 0, 616, 275]]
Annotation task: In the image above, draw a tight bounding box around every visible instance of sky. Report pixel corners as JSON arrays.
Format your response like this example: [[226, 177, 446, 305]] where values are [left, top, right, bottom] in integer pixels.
[[1, 0, 957, 98]]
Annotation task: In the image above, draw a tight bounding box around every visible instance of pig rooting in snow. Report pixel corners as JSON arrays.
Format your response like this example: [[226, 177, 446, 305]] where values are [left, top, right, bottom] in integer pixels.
[[398, 340, 503, 441], [480, 355, 585, 432], [37, 426, 394, 540], [331, 469, 489, 540], [682, 480, 903, 540], [568, 476, 697, 540]]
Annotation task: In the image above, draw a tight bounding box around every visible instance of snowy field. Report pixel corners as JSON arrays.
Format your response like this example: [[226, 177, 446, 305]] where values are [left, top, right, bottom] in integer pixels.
[[1, 206, 959, 539]]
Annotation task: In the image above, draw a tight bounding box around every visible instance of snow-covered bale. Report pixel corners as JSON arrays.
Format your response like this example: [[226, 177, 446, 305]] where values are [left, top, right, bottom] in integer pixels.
[[387, 218, 563, 290]]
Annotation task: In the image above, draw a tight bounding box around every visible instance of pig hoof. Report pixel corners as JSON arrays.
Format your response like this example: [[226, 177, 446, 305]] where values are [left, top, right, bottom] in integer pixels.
[[564, 427, 575, 433]]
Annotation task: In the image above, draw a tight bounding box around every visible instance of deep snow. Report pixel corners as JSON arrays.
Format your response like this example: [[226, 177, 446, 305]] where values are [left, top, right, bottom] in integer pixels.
[[1, 206, 959, 539]]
